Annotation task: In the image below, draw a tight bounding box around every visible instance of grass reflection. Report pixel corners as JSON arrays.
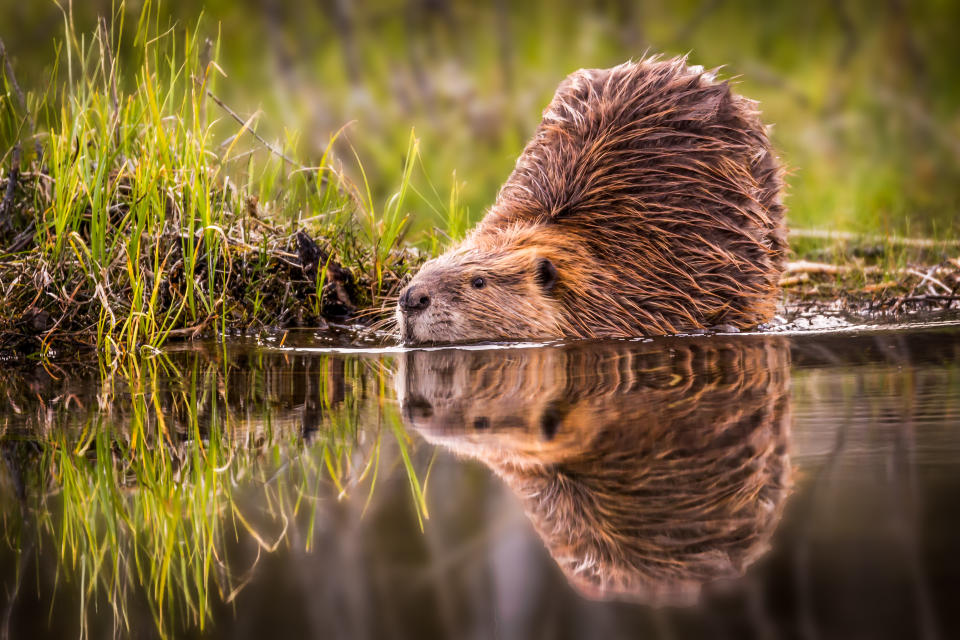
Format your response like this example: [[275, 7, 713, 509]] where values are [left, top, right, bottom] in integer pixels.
[[0, 345, 423, 638]]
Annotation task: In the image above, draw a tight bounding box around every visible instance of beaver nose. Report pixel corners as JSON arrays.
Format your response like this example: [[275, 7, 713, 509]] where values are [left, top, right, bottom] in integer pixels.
[[399, 285, 431, 313]]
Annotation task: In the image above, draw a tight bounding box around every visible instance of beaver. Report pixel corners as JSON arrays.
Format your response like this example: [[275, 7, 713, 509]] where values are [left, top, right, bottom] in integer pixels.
[[397, 337, 792, 603], [396, 57, 786, 344]]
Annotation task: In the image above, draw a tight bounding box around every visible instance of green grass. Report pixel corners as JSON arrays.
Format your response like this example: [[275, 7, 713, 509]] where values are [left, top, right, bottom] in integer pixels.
[[0, 346, 426, 638], [0, 3, 456, 357], [2, 0, 959, 356]]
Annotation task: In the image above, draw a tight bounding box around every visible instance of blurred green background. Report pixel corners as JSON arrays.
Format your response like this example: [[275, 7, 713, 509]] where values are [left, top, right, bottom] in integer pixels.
[[3, 0, 959, 238]]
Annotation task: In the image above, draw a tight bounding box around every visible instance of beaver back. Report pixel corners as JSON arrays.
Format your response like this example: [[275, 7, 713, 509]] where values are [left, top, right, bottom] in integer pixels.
[[475, 57, 787, 334]]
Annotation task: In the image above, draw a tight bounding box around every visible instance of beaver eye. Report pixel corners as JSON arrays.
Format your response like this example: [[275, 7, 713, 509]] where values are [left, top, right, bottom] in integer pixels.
[[472, 277, 486, 289]]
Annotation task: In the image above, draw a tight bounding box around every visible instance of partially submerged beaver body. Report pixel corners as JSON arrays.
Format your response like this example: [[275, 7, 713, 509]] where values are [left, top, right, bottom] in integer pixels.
[[397, 57, 786, 344]]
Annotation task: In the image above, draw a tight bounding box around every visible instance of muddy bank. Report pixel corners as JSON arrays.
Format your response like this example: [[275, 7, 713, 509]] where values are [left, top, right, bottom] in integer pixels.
[[779, 254, 960, 316], [0, 162, 420, 357]]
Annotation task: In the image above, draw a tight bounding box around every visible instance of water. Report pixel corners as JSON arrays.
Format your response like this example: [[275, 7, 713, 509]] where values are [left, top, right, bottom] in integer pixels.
[[1, 319, 959, 639]]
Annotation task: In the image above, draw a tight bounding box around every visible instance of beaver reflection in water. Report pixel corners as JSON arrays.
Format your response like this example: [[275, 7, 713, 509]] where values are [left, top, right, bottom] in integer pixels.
[[397, 338, 791, 604], [397, 57, 786, 344]]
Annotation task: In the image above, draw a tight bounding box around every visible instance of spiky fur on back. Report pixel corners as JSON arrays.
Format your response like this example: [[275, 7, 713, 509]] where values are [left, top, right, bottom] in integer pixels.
[[398, 57, 786, 342]]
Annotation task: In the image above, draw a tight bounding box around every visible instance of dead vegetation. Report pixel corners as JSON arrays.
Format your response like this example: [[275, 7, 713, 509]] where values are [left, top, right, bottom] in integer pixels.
[[781, 230, 960, 316]]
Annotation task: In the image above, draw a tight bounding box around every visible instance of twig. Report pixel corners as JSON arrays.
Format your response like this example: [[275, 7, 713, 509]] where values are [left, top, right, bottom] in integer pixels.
[[897, 265, 933, 310], [0, 38, 42, 163], [0, 39, 26, 112], [783, 260, 880, 275], [906, 267, 951, 295], [195, 78, 304, 170], [0, 144, 21, 230], [6, 221, 35, 252], [886, 294, 960, 314], [246, 215, 279, 235], [779, 272, 810, 287]]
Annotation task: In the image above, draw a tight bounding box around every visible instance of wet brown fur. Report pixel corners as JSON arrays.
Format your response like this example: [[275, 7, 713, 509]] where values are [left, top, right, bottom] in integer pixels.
[[398, 57, 786, 343], [399, 338, 792, 603]]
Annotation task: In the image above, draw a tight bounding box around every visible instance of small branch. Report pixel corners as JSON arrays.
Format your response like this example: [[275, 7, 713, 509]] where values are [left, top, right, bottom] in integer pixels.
[[783, 260, 879, 276], [779, 272, 810, 287], [0, 38, 42, 164], [0, 144, 21, 230], [196, 78, 304, 170], [0, 39, 27, 112], [6, 221, 35, 253], [905, 267, 952, 295]]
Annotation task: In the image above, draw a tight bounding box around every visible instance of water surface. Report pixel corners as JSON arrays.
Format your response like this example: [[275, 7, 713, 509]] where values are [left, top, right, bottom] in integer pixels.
[[1, 320, 959, 639]]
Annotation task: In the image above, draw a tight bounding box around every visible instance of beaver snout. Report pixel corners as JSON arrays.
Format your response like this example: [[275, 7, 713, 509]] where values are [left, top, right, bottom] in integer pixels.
[[399, 284, 431, 313]]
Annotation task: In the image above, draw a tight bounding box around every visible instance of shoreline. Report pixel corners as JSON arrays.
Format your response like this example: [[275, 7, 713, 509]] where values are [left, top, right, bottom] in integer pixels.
[[3, 262, 959, 362]]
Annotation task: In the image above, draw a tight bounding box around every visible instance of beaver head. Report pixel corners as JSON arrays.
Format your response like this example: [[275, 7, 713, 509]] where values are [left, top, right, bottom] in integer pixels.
[[396, 225, 591, 344]]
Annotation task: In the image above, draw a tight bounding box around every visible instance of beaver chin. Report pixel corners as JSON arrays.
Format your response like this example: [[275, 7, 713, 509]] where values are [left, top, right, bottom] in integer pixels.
[[396, 309, 426, 345], [396, 305, 468, 345]]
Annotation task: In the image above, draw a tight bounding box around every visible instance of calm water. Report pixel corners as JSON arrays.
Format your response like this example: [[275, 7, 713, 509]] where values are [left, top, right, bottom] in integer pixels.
[[1, 319, 959, 639]]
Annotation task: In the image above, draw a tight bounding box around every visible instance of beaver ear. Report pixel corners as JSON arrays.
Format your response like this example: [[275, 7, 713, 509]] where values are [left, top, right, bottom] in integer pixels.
[[535, 258, 558, 292]]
